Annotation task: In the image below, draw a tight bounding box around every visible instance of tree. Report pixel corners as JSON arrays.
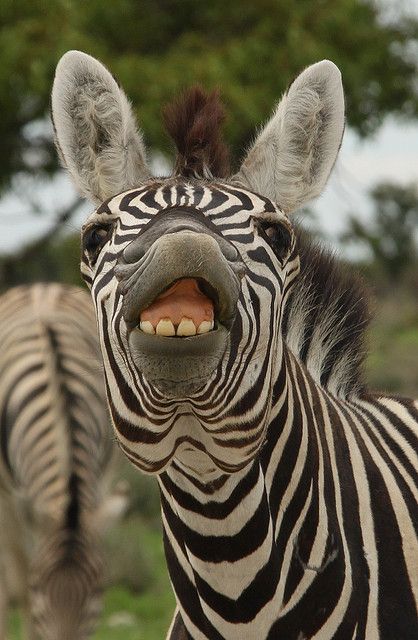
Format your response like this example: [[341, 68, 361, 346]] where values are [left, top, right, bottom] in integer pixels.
[[341, 182, 418, 281], [2, 0, 418, 287], [1, 0, 418, 190]]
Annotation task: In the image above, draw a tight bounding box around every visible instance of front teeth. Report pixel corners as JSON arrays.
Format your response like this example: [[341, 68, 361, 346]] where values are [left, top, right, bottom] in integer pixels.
[[177, 317, 197, 336], [156, 318, 176, 336], [140, 320, 155, 335], [197, 320, 213, 334], [140, 317, 215, 336]]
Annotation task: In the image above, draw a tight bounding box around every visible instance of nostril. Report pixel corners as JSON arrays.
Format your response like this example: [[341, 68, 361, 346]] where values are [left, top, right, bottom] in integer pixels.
[[122, 241, 147, 264], [219, 240, 239, 262], [121, 227, 240, 267]]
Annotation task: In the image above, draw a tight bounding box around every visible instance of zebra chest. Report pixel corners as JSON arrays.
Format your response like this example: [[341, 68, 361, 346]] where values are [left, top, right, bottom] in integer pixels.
[[160, 459, 365, 640]]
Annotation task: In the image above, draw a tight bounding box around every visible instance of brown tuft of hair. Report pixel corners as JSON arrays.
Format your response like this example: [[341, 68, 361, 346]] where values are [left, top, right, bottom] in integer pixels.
[[163, 86, 230, 179]]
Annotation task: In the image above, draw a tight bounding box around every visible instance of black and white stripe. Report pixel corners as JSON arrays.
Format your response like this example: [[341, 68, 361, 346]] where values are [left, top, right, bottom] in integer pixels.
[[0, 283, 114, 640], [84, 182, 298, 475]]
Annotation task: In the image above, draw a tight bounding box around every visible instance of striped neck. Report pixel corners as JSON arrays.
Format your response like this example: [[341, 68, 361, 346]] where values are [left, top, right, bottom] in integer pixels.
[[157, 343, 342, 638]]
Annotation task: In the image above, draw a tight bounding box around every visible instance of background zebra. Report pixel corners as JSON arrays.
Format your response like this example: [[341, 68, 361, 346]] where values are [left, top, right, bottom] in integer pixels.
[[51, 51, 417, 639], [0, 283, 122, 640]]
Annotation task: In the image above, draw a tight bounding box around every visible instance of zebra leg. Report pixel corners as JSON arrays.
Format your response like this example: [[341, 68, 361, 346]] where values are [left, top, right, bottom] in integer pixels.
[[0, 495, 36, 640], [2, 543, 35, 640], [0, 493, 32, 640], [0, 492, 13, 640]]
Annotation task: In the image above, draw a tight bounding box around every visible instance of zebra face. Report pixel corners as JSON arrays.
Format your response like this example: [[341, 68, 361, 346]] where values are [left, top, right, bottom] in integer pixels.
[[52, 51, 344, 472], [78, 179, 297, 472], [81, 179, 295, 393]]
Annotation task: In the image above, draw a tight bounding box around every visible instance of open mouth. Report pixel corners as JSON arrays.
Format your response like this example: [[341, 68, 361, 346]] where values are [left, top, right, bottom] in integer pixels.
[[117, 224, 245, 393], [138, 278, 218, 337]]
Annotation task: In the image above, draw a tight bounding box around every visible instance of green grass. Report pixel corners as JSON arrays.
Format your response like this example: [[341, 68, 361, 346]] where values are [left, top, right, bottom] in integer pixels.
[[94, 520, 175, 639], [93, 583, 175, 640], [7, 610, 22, 638], [366, 292, 418, 396]]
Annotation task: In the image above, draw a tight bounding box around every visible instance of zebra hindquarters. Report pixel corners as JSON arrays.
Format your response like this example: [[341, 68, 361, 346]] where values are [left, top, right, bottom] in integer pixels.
[[0, 283, 115, 640]]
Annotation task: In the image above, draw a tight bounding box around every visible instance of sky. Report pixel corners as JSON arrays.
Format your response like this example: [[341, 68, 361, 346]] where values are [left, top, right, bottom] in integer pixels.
[[310, 117, 418, 254]]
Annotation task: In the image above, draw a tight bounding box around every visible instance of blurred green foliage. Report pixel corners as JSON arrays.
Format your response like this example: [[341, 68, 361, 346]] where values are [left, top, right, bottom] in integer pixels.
[[342, 182, 418, 282], [2, 0, 418, 290], [366, 291, 418, 397]]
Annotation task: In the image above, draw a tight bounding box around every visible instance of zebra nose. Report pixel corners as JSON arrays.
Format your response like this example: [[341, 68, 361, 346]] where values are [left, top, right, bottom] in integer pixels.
[[115, 229, 245, 331], [120, 211, 240, 265]]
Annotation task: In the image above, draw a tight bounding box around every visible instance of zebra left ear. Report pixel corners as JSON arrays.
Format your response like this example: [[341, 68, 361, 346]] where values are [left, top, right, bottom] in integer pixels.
[[232, 60, 345, 214], [52, 50, 151, 205]]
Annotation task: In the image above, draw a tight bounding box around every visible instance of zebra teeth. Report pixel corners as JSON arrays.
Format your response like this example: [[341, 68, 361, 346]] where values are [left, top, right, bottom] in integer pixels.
[[197, 320, 214, 334], [140, 320, 155, 335], [156, 318, 176, 336], [176, 317, 197, 336]]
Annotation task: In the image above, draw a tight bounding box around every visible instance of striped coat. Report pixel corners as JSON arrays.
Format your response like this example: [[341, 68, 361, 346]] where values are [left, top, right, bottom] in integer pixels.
[[0, 283, 116, 640]]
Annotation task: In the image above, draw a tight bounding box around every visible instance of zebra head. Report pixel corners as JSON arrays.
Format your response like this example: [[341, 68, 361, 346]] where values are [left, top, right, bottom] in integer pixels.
[[52, 51, 344, 474]]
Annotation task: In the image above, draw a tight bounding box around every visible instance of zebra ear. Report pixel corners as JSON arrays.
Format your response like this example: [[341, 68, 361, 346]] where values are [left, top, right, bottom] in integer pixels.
[[232, 60, 345, 214], [51, 50, 151, 205]]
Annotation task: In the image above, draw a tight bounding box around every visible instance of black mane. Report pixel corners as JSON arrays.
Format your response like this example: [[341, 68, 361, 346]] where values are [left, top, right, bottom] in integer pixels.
[[283, 230, 371, 397], [163, 86, 230, 179]]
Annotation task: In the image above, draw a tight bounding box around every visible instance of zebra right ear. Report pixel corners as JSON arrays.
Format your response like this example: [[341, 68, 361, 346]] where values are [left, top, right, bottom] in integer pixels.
[[232, 60, 345, 214], [51, 50, 151, 205]]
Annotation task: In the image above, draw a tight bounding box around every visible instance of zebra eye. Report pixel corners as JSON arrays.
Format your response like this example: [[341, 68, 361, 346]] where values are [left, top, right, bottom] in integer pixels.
[[257, 220, 292, 260], [82, 224, 112, 263]]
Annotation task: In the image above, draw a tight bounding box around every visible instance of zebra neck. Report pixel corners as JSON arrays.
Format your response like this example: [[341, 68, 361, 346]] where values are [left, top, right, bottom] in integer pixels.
[[159, 459, 278, 637], [157, 348, 346, 638]]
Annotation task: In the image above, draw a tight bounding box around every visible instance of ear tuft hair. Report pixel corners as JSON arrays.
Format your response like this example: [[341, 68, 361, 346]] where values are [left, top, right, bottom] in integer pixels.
[[163, 86, 230, 179]]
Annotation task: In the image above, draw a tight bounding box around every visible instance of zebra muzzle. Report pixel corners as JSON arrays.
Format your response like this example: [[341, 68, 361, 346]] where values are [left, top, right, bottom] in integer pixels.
[[116, 221, 244, 332], [115, 224, 245, 392]]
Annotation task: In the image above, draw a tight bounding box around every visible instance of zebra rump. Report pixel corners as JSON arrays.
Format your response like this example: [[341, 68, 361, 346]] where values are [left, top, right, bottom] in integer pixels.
[[0, 283, 118, 640]]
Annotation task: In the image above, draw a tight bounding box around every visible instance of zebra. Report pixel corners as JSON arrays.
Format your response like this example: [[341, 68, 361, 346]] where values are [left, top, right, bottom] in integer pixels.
[[0, 283, 123, 640], [51, 50, 418, 639]]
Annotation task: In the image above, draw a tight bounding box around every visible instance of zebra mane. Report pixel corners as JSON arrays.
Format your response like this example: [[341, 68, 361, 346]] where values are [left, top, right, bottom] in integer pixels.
[[283, 230, 371, 398], [163, 86, 230, 179]]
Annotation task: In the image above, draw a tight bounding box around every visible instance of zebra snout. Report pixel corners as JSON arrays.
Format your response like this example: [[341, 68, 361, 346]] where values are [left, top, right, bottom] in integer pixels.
[[116, 228, 245, 333], [113, 225, 245, 395]]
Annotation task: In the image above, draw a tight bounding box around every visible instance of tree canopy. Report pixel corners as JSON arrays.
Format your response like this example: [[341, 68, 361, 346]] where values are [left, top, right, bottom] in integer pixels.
[[1, 0, 418, 193], [341, 182, 418, 281]]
